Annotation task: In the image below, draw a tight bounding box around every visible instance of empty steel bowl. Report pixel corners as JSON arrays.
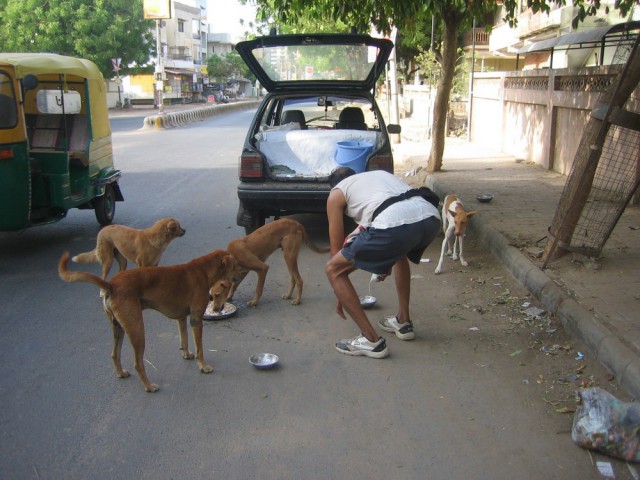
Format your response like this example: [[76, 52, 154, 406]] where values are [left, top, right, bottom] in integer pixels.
[[249, 353, 279, 369], [476, 193, 494, 203], [359, 295, 377, 308]]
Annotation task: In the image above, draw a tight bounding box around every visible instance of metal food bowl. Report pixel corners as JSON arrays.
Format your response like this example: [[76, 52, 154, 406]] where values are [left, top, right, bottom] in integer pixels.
[[203, 302, 237, 321], [476, 193, 494, 203], [250, 353, 280, 370], [359, 295, 377, 309]]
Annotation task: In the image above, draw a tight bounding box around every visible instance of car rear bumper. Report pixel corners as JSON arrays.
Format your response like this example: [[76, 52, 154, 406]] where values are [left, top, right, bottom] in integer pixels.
[[237, 181, 331, 215]]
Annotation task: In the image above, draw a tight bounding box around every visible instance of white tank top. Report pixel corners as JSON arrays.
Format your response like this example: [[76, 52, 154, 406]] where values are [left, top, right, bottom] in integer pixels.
[[334, 171, 440, 229]]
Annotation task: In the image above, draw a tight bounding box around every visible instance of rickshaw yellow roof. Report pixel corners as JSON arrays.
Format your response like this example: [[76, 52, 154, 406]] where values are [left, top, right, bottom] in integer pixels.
[[0, 53, 104, 81]]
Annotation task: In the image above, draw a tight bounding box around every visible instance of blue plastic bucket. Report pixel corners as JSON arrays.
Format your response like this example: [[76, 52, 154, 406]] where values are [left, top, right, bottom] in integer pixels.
[[334, 141, 374, 173]]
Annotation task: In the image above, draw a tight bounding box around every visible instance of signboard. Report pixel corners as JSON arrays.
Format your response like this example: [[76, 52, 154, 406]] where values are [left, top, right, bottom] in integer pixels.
[[143, 0, 172, 19]]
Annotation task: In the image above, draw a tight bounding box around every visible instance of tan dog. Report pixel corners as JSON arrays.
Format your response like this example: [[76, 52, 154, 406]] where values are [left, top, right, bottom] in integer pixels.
[[435, 194, 477, 274], [72, 218, 186, 279], [209, 279, 232, 313], [226, 218, 329, 307], [58, 249, 240, 393]]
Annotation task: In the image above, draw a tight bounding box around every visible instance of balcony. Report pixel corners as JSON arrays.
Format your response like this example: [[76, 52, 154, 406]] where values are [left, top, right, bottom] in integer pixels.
[[462, 28, 491, 49]]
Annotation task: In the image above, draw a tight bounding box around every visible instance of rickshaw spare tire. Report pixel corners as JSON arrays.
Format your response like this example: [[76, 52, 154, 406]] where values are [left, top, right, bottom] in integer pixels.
[[94, 184, 116, 225]]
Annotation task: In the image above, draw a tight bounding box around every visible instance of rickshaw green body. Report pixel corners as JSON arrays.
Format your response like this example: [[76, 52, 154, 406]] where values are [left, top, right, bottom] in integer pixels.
[[0, 53, 123, 231]]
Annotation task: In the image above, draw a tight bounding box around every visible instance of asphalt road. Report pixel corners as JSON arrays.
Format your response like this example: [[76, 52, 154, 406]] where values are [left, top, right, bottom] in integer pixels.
[[0, 110, 633, 479]]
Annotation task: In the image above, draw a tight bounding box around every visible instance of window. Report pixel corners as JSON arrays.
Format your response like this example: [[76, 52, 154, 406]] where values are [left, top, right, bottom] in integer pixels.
[[178, 20, 184, 33], [0, 72, 17, 129]]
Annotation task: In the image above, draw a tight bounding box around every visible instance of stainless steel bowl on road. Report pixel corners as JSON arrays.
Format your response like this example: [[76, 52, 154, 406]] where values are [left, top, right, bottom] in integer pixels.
[[203, 302, 237, 321], [476, 193, 494, 203], [250, 353, 280, 370], [359, 295, 377, 308]]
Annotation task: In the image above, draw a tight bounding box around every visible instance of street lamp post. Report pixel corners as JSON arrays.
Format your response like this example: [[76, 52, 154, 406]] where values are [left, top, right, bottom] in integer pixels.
[[112, 57, 122, 109], [156, 19, 165, 114]]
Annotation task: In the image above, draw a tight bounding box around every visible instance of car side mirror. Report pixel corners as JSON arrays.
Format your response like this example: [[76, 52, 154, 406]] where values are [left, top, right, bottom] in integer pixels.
[[387, 124, 401, 134]]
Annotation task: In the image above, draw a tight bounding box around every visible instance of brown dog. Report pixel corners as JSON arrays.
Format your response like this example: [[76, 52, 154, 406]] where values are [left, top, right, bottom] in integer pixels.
[[58, 249, 240, 393], [72, 218, 186, 278], [226, 218, 329, 307], [209, 279, 232, 313]]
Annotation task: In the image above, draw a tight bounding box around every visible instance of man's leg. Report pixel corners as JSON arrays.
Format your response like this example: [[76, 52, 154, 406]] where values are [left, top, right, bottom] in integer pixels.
[[393, 256, 411, 325], [326, 251, 379, 342], [378, 255, 416, 340]]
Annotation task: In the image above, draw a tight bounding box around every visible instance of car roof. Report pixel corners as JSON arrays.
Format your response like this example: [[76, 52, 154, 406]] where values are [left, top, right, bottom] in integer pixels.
[[236, 33, 394, 94]]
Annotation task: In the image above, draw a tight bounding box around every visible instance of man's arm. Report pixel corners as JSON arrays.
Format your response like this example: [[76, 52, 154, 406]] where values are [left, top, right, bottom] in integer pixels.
[[326, 189, 347, 257]]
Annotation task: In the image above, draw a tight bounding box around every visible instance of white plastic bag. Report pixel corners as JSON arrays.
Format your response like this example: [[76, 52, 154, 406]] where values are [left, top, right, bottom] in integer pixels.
[[572, 387, 640, 462]]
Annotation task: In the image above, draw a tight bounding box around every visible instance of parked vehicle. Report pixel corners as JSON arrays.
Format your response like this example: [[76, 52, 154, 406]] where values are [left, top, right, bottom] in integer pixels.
[[0, 53, 123, 231], [234, 32, 400, 233]]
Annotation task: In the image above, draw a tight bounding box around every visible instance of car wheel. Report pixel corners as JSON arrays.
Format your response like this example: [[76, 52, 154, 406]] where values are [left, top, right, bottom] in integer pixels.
[[95, 184, 116, 226]]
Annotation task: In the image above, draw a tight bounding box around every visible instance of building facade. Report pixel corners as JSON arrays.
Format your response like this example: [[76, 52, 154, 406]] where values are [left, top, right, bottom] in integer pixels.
[[124, 0, 239, 105]]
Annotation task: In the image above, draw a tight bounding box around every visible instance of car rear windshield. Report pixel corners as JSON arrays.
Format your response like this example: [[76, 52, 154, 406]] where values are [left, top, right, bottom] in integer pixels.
[[250, 44, 380, 82]]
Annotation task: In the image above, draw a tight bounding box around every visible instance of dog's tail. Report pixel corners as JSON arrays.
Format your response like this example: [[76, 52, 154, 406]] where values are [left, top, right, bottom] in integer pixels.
[[58, 251, 112, 294], [71, 249, 98, 265], [301, 227, 330, 254]]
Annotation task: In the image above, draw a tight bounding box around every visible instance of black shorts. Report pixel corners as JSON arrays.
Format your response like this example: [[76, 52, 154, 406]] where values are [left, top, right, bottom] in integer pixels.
[[342, 216, 440, 274]]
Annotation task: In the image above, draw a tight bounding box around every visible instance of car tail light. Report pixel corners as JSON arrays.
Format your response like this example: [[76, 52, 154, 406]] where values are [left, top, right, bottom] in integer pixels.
[[367, 153, 393, 173], [239, 152, 265, 179]]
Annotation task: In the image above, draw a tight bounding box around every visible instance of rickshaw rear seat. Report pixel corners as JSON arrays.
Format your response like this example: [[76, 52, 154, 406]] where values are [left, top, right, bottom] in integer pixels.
[[68, 115, 89, 167], [68, 115, 88, 151], [31, 115, 62, 149], [29, 114, 89, 167]]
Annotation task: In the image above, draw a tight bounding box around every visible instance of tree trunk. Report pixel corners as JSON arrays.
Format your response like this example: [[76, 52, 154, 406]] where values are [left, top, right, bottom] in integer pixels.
[[427, 18, 459, 172]]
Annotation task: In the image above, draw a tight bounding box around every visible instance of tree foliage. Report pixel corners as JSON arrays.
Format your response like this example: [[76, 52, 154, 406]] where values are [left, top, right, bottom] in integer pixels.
[[252, 0, 638, 172], [207, 51, 255, 82], [0, 0, 155, 79]]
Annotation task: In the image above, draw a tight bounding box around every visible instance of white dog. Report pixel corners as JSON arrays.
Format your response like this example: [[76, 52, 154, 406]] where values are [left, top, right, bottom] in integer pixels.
[[435, 194, 477, 274]]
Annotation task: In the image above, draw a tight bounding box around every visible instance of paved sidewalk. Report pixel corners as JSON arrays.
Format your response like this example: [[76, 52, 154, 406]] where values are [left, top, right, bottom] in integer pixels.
[[393, 138, 640, 399]]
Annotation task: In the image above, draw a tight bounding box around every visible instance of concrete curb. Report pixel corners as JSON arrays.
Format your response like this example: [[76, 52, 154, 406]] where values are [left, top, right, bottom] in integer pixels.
[[426, 174, 640, 399], [142, 100, 260, 129]]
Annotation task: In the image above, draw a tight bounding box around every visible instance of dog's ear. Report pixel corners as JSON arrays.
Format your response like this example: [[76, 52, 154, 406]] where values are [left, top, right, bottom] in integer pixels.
[[467, 211, 478, 218], [222, 253, 236, 268]]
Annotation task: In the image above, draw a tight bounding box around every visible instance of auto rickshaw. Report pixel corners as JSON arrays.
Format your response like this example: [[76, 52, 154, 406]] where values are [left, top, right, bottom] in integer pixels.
[[0, 53, 123, 231]]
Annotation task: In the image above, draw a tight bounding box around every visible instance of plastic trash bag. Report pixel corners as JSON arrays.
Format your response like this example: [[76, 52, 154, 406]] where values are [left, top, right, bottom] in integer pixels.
[[572, 387, 640, 462]]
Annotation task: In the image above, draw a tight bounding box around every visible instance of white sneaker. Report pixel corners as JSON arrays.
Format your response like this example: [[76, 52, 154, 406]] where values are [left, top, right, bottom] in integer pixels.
[[378, 316, 415, 340], [335, 334, 389, 358]]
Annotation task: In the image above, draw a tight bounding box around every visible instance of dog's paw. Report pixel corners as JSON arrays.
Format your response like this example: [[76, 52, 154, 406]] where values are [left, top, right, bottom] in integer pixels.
[[200, 364, 214, 374], [116, 369, 130, 379], [434, 267, 442, 275], [290, 299, 301, 305], [181, 350, 195, 360], [461, 260, 469, 267], [247, 299, 258, 307], [145, 383, 160, 393]]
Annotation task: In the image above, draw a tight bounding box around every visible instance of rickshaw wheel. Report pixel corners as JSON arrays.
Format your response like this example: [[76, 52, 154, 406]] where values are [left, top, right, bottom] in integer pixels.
[[95, 184, 116, 225]]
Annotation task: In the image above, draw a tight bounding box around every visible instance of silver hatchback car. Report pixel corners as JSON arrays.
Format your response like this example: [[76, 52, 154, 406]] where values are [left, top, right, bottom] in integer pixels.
[[235, 32, 400, 233]]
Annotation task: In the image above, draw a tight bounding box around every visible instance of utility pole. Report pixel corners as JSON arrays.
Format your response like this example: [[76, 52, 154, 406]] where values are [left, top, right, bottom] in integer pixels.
[[388, 27, 400, 144], [156, 19, 165, 114], [467, 17, 476, 142]]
